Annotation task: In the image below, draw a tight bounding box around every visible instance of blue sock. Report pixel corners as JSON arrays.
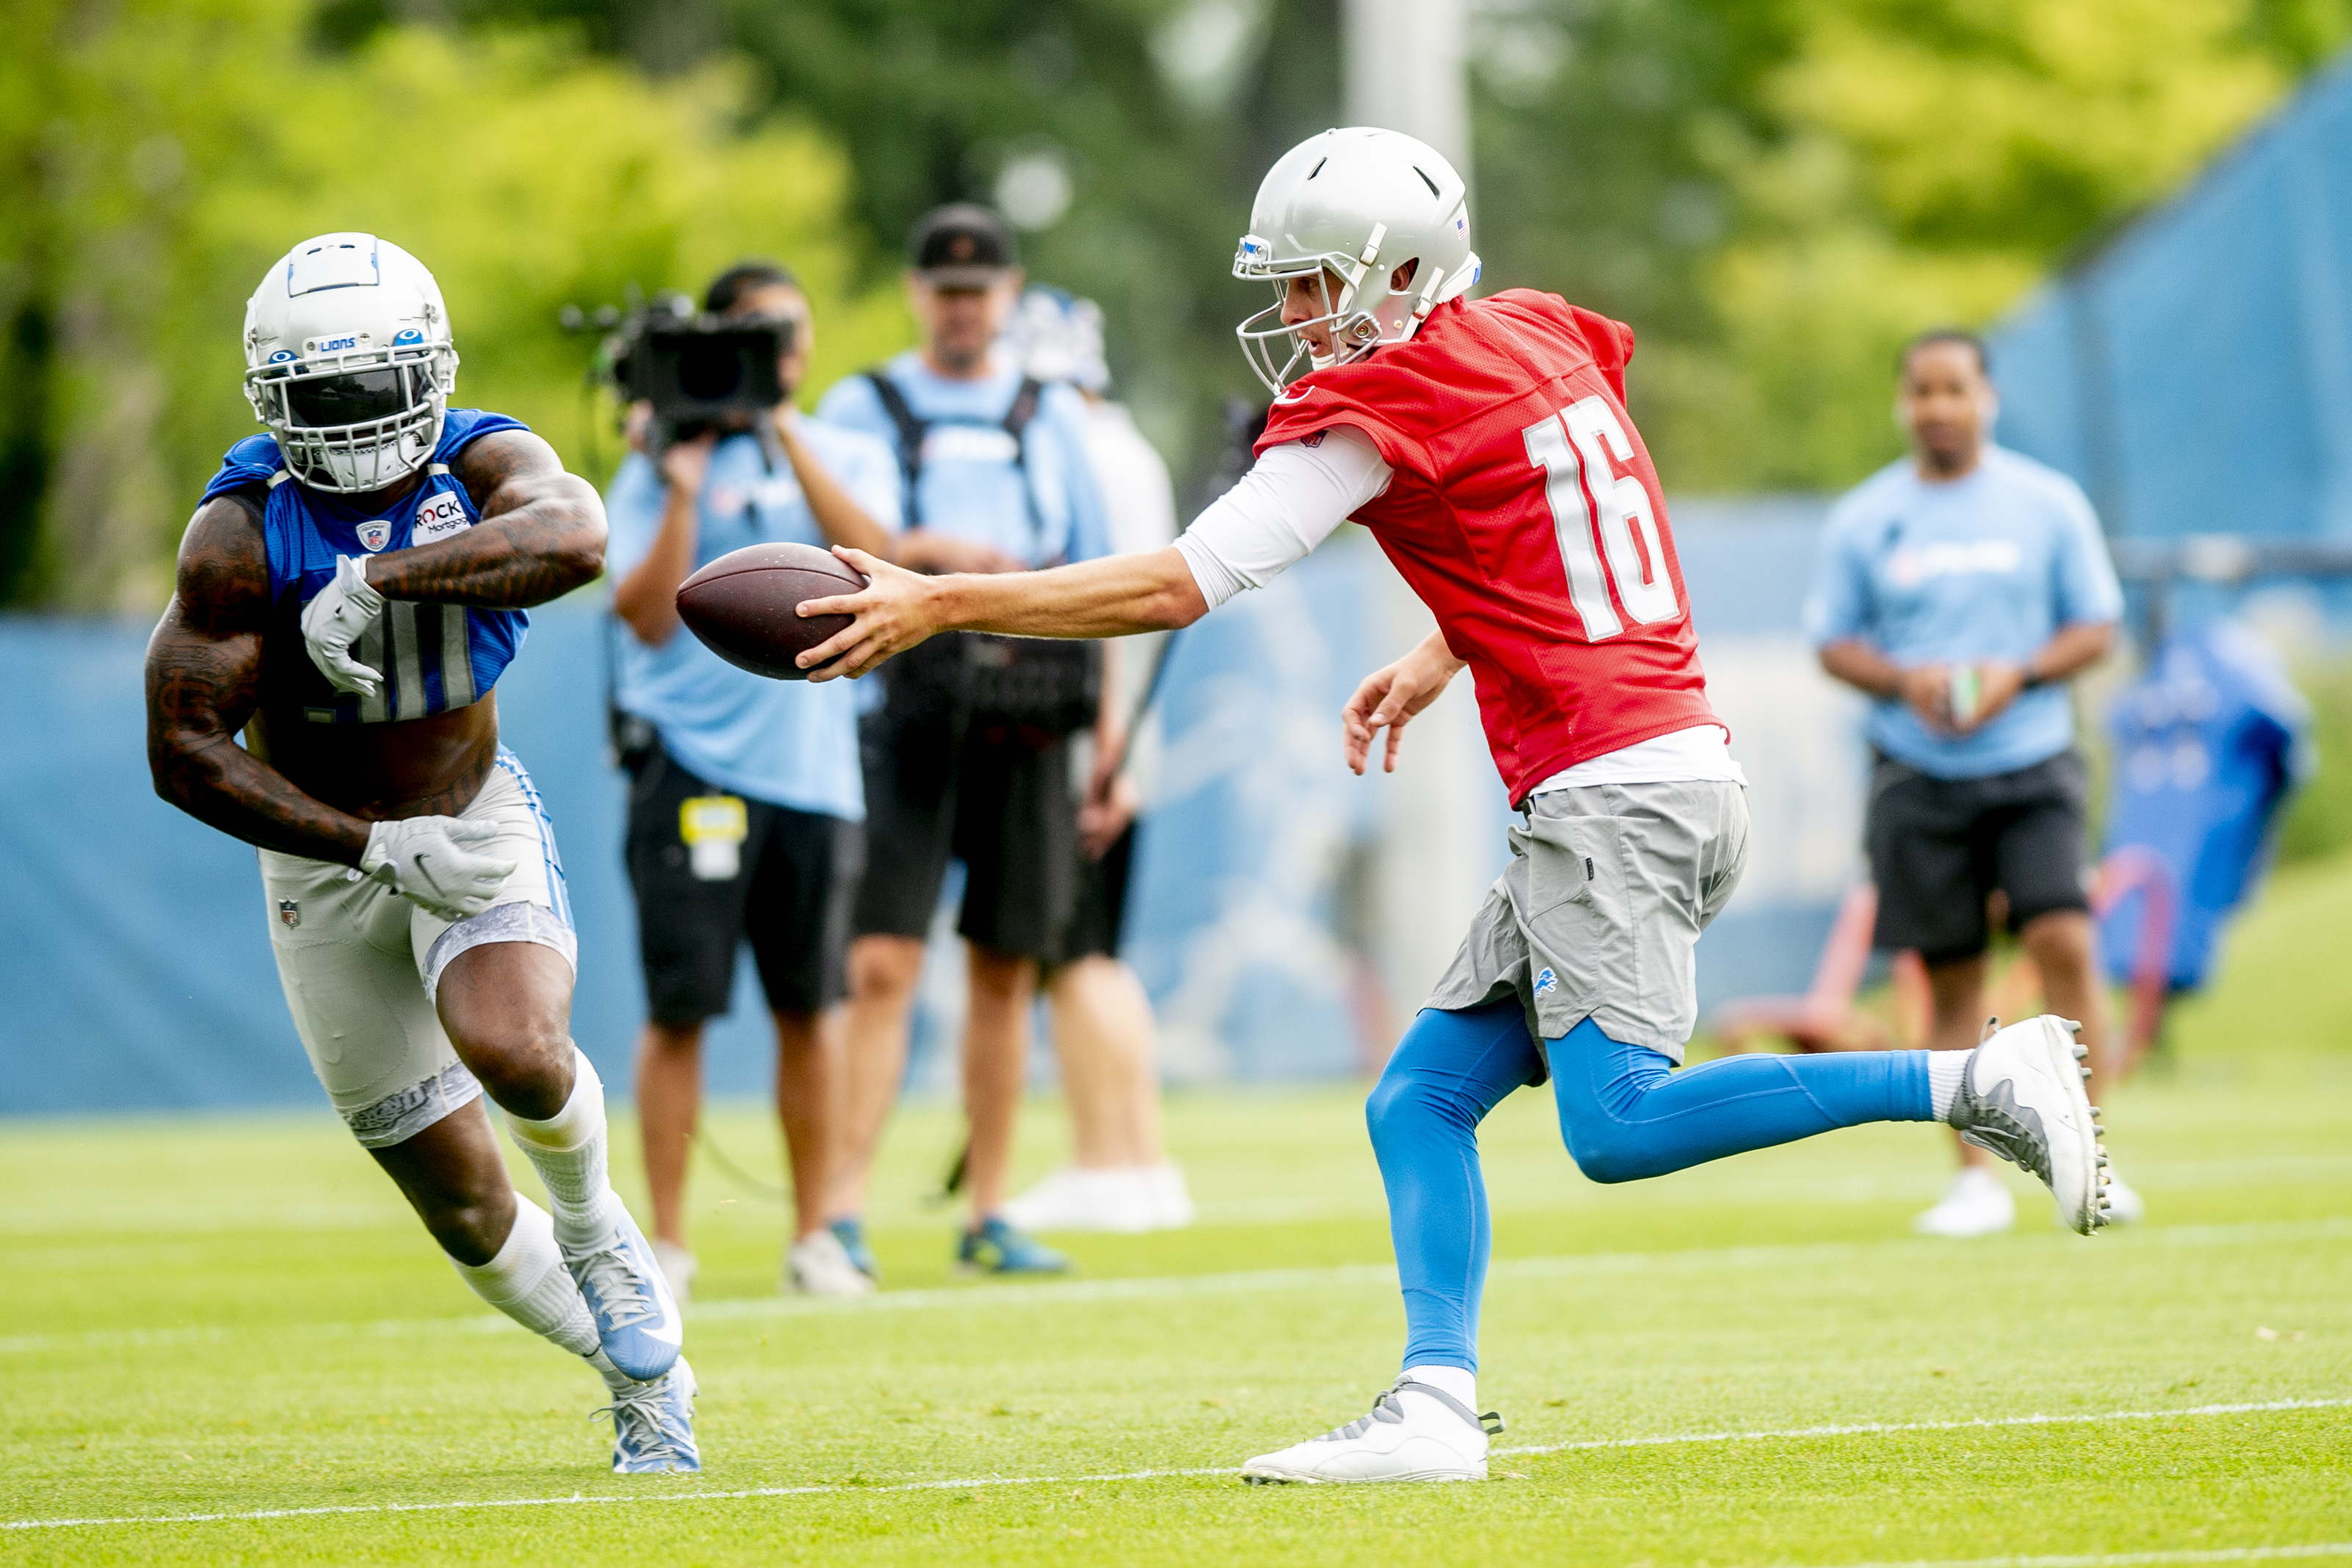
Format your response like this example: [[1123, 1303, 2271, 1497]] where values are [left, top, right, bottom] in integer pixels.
[[1549, 1017, 1937, 1183], [1365, 1001, 1940, 1374], [1365, 1001, 1548, 1374]]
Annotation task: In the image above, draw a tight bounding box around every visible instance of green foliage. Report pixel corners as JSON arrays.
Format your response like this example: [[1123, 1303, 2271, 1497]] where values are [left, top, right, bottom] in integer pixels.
[[0, 1, 903, 611], [1475, 0, 2340, 492]]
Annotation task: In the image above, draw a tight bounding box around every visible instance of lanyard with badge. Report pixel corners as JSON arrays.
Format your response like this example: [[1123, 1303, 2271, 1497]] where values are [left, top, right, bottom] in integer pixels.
[[678, 794, 748, 881]]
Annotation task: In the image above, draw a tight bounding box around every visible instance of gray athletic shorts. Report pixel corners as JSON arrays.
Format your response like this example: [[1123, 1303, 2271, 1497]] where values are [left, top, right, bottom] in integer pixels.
[[1425, 780, 1749, 1065]]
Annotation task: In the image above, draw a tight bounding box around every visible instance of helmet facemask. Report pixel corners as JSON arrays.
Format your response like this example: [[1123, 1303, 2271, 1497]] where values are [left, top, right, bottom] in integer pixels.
[[1233, 223, 1453, 396], [245, 339, 453, 495]]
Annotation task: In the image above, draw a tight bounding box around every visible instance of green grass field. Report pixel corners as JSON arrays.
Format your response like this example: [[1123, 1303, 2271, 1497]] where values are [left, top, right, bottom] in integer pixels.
[[9, 859, 2352, 1565]]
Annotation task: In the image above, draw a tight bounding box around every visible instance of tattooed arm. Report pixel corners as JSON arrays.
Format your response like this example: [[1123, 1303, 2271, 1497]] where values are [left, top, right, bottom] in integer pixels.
[[146, 495, 375, 863], [363, 430, 606, 608]]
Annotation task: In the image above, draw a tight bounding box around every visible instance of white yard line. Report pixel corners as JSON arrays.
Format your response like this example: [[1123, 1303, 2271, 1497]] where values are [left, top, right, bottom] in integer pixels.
[[4, 1395, 2341, 1533], [7, 1214, 2344, 1358], [1808, 1544, 2352, 1568]]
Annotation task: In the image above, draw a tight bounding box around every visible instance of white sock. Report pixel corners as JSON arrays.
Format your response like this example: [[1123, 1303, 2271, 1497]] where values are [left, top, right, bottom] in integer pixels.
[[1402, 1363, 1478, 1412], [447, 1195, 598, 1358], [587, 1347, 653, 1396], [1929, 1051, 1972, 1123], [505, 1044, 614, 1248]]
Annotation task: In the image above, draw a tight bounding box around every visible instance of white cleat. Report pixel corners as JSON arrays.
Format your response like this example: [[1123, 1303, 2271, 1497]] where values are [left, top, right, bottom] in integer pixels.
[[1241, 1378, 1502, 1484], [650, 1240, 698, 1306], [1914, 1167, 2017, 1237], [785, 1227, 876, 1297], [1951, 1015, 2108, 1235]]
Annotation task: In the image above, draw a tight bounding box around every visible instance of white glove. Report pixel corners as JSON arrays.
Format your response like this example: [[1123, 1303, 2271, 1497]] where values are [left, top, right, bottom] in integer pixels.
[[360, 817, 517, 921], [302, 555, 388, 697]]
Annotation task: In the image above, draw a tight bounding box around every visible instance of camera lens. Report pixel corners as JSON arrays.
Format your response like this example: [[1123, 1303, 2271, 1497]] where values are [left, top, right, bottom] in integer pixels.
[[676, 338, 743, 401]]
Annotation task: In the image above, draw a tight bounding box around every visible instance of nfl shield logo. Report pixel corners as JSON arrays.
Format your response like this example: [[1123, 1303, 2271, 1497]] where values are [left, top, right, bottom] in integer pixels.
[[357, 521, 392, 553], [278, 899, 300, 928]]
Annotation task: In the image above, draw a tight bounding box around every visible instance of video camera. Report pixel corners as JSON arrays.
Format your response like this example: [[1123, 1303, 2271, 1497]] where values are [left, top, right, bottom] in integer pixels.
[[560, 292, 792, 450]]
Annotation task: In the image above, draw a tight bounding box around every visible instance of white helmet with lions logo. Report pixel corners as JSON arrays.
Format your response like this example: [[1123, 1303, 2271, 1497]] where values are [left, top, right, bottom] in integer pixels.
[[242, 234, 459, 494], [1233, 127, 1480, 395]]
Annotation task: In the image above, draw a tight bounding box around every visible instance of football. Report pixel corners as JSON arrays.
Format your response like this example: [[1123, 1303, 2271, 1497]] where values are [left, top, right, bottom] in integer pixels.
[[675, 542, 867, 680]]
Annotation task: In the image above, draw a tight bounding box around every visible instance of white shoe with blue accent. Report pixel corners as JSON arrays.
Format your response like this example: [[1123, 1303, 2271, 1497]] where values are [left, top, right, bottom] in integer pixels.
[[563, 1198, 684, 1383], [598, 1357, 700, 1474], [1241, 1378, 1502, 1484]]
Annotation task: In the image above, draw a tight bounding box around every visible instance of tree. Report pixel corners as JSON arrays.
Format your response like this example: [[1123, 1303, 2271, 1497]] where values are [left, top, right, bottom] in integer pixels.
[[0, 1, 899, 608]]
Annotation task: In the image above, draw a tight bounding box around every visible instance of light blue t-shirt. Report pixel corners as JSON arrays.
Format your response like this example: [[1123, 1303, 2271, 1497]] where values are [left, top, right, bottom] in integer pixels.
[[814, 350, 1108, 567], [1805, 445, 2124, 779], [607, 420, 901, 819]]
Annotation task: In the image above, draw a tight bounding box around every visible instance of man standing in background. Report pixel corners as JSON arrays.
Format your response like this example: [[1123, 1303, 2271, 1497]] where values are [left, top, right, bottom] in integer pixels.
[[607, 261, 900, 1299], [1001, 287, 1193, 1234], [818, 207, 1113, 1276], [1809, 329, 2140, 1237]]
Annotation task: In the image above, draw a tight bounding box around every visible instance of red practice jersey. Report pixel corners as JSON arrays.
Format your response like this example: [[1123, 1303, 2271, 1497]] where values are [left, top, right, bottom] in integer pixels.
[[1258, 289, 1718, 805]]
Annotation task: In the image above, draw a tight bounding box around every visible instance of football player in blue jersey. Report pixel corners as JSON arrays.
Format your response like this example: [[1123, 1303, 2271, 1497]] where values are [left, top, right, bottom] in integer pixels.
[[143, 233, 695, 1473]]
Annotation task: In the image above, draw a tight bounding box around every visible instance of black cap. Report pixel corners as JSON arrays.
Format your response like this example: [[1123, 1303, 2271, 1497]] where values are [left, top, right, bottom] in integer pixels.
[[908, 204, 1019, 285]]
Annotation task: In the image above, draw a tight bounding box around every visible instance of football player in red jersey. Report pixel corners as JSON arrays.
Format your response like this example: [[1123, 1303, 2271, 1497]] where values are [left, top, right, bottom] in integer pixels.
[[795, 129, 2113, 1483]]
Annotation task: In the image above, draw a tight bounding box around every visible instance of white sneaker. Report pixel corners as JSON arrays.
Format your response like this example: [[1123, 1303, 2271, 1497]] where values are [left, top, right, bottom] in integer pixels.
[[650, 1240, 697, 1306], [1950, 1014, 2109, 1234], [1241, 1378, 1502, 1484], [1914, 1167, 2016, 1237], [1144, 1162, 1195, 1229], [2100, 1171, 2145, 1226], [1001, 1168, 1158, 1233], [786, 1228, 876, 1297]]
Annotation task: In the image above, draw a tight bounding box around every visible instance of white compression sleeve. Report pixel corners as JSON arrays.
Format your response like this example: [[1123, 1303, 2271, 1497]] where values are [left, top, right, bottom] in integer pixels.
[[1172, 424, 1394, 609], [447, 1194, 599, 1358], [505, 1045, 614, 1248]]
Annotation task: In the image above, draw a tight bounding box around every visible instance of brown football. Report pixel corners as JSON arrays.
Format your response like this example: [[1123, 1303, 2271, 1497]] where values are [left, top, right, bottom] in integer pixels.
[[675, 542, 867, 680]]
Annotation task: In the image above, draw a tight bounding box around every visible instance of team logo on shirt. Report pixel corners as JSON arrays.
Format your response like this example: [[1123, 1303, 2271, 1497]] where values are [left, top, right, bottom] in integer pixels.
[[1885, 539, 2022, 591], [1534, 967, 1557, 996], [412, 491, 471, 544], [356, 520, 392, 553]]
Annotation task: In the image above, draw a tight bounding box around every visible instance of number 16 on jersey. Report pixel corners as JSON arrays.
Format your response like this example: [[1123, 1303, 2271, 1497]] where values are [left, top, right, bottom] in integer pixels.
[[1523, 397, 1680, 640]]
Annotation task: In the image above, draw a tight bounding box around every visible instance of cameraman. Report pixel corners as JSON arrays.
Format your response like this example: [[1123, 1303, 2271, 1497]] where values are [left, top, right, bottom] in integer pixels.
[[607, 261, 900, 1300], [817, 206, 1111, 1277]]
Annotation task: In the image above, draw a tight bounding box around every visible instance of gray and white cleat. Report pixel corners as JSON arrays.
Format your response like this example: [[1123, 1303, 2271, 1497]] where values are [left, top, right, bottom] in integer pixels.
[[598, 1356, 700, 1474], [1241, 1378, 1503, 1484], [1951, 1015, 2107, 1235]]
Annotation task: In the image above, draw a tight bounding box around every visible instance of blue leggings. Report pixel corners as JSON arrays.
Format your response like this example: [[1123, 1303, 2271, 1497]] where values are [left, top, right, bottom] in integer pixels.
[[1366, 999, 1935, 1372]]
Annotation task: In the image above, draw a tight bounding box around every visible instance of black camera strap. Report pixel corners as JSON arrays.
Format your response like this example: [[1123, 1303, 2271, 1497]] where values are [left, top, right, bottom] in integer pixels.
[[864, 370, 1048, 556]]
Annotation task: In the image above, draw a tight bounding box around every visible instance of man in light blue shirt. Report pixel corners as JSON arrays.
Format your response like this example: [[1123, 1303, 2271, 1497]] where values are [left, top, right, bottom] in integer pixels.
[[814, 205, 1111, 1280], [607, 261, 900, 1301], [1809, 328, 2131, 1237]]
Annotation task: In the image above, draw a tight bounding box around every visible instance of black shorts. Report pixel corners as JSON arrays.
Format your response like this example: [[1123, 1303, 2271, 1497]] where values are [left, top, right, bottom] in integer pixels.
[[1864, 749, 2091, 965], [624, 744, 864, 1024], [853, 709, 1080, 963], [1056, 823, 1136, 966]]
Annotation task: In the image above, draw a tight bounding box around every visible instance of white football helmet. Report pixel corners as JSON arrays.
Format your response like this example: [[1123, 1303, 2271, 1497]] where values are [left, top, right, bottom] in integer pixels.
[[242, 234, 458, 494], [1233, 127, 1480, 394]]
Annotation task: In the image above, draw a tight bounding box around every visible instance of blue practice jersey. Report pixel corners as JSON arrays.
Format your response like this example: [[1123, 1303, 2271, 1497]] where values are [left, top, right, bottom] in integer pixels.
[[200, 410, 531, 725]]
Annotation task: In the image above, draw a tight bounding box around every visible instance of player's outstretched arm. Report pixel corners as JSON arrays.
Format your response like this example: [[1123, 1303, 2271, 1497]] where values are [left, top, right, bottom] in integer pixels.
[[793, 547, 1209, 681], [1341, 630, 1466, 776], [145, 498, 376, 864], [368, 430, 607, 609]]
